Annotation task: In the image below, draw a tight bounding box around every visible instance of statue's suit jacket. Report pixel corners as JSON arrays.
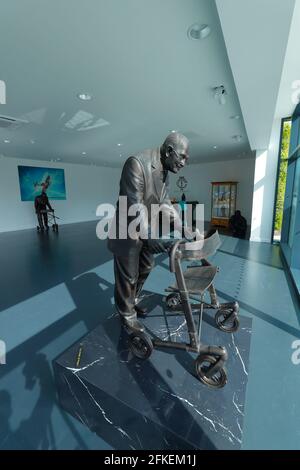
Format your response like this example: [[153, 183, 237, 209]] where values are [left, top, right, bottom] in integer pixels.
[[108, 148, 173, 257]]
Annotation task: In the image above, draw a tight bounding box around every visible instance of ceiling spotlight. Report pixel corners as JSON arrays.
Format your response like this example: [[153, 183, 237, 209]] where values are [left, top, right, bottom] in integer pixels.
[[187, 23, 211, 40], [82, 152, 87, 156], [120, 154, 122, 157], [30, 139, 35, 144], [117, 143, 123, 147], [230, 115, 240, 120], [4, 139, 10, 143], [213, 146, 218, 149], [77, 93, 92, 101], [232, 135, 242, 142], [214, 85, 227, 105]]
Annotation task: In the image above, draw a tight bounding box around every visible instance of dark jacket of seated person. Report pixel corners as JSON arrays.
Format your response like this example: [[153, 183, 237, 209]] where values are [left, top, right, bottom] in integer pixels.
[[229, 210, 247, 239]]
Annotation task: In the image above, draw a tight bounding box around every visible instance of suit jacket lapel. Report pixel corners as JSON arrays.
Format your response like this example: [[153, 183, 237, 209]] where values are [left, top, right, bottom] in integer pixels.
[[152, 148, 164, 203]]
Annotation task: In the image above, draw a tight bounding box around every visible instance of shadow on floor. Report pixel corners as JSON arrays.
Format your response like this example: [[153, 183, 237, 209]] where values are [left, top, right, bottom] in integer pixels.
[[216, 289, 300, 339], [0, 268, 116, 449]]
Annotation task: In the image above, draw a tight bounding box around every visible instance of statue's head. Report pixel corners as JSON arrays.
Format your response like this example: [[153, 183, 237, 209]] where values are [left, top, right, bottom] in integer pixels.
[[161, 132, 189, 173]]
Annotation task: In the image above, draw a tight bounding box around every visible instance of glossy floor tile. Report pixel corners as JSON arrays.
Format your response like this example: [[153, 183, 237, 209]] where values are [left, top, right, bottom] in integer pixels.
[[0, 222, 299, 449]]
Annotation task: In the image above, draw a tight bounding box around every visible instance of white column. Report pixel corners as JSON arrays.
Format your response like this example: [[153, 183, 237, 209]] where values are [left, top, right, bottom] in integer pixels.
[[250, 118, 282, 242]]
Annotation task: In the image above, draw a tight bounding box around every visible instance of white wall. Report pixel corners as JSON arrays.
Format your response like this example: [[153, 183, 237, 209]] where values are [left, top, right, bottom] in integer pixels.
[[0, 155, 256, 233], [250, 118, 282, 242], [250, 0, 300, 243], [169, 157, 255, 224], [0, 156, 120, 233]]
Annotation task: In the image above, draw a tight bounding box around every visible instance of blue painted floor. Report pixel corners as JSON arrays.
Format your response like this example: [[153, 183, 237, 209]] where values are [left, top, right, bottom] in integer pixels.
[[0, 222, 299, 449]]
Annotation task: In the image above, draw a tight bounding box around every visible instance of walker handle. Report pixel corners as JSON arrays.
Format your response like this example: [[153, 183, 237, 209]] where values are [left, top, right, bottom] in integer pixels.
[[169, 240, 182, 273]]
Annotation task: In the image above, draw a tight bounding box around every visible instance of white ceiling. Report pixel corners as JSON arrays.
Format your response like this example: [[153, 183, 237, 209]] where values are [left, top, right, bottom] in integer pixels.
[[216, 0, 296, 151], [275, 0, 300, 119], [0, 0, 253, 167]]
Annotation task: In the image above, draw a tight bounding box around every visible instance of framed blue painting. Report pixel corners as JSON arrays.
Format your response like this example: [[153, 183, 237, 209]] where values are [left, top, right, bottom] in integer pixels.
[[18, 166, 66, 201]]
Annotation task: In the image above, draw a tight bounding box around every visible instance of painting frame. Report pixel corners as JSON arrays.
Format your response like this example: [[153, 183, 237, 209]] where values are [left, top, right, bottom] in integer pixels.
[[18, 165, 67, 201]]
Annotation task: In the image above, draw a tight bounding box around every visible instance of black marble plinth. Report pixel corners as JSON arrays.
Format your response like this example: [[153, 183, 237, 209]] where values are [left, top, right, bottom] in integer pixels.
[[53, 294, 252, 450]]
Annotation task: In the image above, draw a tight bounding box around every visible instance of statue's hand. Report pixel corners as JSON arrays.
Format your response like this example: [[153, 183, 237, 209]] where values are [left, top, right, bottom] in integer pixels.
[[145, 239, 174, 254], [183, 227, 204, 241]]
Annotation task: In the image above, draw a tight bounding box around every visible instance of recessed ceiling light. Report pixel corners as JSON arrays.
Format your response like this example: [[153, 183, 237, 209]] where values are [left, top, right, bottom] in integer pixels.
[[187, 23, 211, 40], [213, 146, 218, 149], [117, 143, 123, 147], [232, 135, 242, 142], [120, 154, 122, 157], [82, 152, 87, 156], [30, 139, 35, 144], [231, 115, 240, 120], [4, 139, 10, 143], [77, 93, 92, 101]]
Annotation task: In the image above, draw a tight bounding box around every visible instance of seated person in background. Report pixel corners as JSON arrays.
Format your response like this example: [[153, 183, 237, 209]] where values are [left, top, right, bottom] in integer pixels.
[[34, 191, 53, 231], [229, 210, 247, 239]]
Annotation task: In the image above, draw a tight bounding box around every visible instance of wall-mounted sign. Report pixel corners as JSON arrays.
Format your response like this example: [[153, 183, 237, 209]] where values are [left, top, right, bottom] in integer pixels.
[[176, 176, 188, 192]]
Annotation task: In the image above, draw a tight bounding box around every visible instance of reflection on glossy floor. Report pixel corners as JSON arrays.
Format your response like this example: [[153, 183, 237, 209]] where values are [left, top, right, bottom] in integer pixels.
[[0, 221, 299, 449]]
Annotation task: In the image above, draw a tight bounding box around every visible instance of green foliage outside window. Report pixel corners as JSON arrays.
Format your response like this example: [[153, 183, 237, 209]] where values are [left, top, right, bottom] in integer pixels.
[[274, 120, 291, 233]]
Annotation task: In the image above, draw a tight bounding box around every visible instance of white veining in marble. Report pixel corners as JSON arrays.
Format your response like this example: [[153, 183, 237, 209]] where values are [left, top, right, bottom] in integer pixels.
[[154, 382, 242, 445], [231, 334, 248, 376], [64, 360, 132, 441], [233, 392, 244, 416]]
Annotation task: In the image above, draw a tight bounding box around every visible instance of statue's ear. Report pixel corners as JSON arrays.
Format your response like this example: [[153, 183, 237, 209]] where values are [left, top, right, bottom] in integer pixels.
[[166, 145, 173, 157]]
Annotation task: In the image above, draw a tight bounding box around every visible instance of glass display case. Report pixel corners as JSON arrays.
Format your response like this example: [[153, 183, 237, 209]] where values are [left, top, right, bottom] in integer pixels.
[[211, 181, 238, 227]]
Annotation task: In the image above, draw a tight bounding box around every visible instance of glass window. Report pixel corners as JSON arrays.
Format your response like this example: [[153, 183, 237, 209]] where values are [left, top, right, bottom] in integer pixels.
[[288, 158, 300, 248], [273, 119, 291, 242], [281, 104, 300, 295]]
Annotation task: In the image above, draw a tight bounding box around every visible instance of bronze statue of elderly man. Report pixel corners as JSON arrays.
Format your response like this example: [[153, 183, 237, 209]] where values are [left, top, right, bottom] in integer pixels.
[[108, 132, 191, 334]]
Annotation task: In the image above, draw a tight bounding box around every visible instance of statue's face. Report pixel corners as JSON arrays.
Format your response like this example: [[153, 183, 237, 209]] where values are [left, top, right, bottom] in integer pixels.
[[163, 142, 189, 173]]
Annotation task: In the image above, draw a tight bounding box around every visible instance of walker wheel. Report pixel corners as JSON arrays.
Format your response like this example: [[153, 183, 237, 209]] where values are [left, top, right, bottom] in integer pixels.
[[129, 332, 153, 360], [215, 309, 240, 333], [166, 292, 181, 309], [195, 354, 227, 389]]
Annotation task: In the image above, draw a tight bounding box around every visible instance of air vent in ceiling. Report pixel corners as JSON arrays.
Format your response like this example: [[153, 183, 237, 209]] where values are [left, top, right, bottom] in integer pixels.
[[0, 115, 28, 129]]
